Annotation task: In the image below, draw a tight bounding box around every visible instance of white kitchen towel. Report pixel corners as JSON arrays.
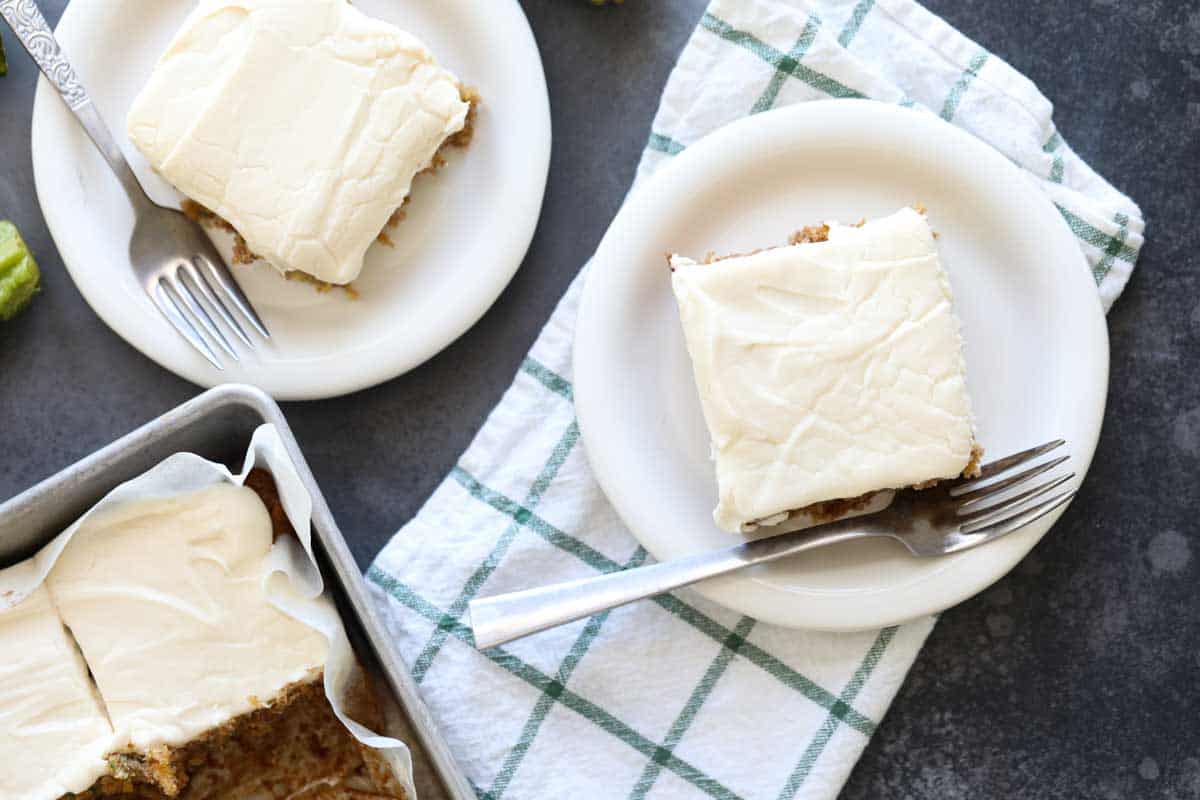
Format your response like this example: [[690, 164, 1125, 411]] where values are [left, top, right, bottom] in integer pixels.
[[369, 1, 1144, 798]]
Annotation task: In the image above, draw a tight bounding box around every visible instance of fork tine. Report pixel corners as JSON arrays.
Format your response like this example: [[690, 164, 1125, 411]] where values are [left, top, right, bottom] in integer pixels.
[[194, 254, 271, 339], [972, 439, 1066, 481], [958, 472, 1075, 524], [960, 489, 1076, 536], [951, 454, 1070, 501], [182, 258, 253, 348], [151, 280, 222, 370], [164, 270, 238, 361]]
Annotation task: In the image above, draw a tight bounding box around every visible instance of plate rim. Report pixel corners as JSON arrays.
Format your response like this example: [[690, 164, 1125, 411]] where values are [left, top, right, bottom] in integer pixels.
[[31, 0, 552, 402], [574, 98, 1109, 631]]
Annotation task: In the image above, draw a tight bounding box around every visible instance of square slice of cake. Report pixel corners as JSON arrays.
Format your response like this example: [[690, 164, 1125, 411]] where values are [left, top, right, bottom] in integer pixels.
[[670, 207, 979, 534], [126, 0, 472, 285]]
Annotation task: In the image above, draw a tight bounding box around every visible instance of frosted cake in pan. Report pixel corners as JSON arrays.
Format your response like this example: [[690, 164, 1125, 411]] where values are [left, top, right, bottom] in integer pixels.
[[0, 474, 406, 800]]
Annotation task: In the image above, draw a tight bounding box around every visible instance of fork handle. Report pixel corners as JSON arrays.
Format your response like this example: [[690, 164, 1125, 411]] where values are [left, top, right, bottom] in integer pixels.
[[0, 0, 150, 207], [468, 518, 870, 649]]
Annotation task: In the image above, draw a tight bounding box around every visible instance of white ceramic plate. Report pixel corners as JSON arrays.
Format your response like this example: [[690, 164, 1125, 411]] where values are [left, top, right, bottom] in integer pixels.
[[31, 0, 550, 400], [575, 100, 1108, 631]]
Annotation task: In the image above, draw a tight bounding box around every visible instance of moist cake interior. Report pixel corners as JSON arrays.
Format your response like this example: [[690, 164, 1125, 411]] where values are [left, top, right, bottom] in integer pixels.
[[69, 680, 404, 800]]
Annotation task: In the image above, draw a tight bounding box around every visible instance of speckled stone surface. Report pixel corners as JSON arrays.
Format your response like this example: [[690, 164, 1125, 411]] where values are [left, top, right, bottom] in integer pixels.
[[1, 1, 1197, 797]]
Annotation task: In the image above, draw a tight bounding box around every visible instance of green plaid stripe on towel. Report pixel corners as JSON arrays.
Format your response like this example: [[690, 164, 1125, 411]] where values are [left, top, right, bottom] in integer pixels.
[[369, 1, 1144, 798]]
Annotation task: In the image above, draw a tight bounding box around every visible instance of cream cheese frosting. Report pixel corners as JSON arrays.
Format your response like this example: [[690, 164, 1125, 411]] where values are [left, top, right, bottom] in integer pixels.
[[0, 586, 114, 800], [127, 0, 470, 285], [670, 208, 976, 533], [45, 482, 329, 753]]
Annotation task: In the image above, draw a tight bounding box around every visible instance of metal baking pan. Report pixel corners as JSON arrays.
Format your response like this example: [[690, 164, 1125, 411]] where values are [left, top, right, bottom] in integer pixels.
[[0, 383, 472, 800]]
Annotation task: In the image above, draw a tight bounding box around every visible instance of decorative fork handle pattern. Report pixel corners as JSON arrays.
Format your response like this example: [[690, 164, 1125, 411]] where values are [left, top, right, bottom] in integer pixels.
[[0, 0, 86, 109], [0, 0, 149, 205]]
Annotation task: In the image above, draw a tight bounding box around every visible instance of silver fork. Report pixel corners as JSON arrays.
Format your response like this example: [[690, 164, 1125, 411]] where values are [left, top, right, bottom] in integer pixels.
[[1, 0, 269, 369], [469, 439, 1076, 649]]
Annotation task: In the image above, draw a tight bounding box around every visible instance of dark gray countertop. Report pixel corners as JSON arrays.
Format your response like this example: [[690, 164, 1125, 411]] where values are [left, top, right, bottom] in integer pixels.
[[1, 1, 1197, 797]]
